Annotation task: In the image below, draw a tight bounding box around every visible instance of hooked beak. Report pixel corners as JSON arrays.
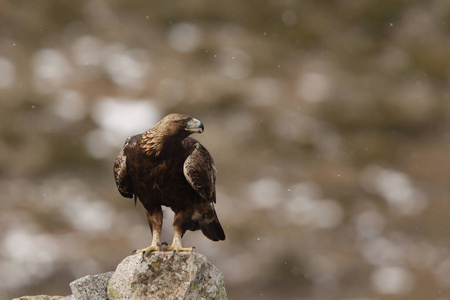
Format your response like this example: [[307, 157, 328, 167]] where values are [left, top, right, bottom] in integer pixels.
[[185, 118, 204, 134]]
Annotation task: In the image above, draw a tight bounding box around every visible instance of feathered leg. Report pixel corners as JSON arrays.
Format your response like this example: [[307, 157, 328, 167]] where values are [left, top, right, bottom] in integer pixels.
[[133, 206, 163, 256], [164, 211, 194, 252]]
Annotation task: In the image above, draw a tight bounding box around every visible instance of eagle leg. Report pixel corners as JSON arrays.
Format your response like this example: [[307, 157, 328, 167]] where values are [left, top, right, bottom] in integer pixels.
[[133, 206, 163, 257], [163, 225, 194, 252]]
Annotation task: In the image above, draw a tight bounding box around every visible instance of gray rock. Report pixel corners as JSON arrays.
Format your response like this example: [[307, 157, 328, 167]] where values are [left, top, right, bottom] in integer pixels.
[[69, 271, 114, 300], [108, 251, 228, 300], [12, 296, 73, 300]]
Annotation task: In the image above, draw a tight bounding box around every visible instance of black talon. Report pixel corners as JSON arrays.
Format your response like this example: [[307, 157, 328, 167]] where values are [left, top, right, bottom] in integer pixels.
[[132, 249, 137, 255], [192, 246, 196, 252], [160, 242, 169, 251]]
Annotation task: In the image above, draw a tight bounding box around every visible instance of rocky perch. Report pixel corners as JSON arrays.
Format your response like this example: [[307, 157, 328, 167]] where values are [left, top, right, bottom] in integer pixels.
[[15, 252, 227, 300]]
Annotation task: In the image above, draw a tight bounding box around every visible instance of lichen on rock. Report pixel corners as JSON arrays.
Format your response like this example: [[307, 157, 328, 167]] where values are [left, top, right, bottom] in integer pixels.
[[108, 251, 227, 300], [69, 271, 114, 300]]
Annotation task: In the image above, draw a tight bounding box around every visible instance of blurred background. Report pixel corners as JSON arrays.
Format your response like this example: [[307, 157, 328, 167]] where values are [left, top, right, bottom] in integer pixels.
[[1, 0, 450, 299]]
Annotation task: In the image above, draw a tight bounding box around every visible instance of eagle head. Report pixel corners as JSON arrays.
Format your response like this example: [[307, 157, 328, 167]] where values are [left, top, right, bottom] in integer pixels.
[[141, 113, 204, 156], [158, 113, 204, 137]]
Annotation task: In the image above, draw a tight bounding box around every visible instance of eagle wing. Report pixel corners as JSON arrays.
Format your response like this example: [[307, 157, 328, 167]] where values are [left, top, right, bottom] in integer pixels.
[[183, 141, 217, 203], [113, 135, 140, 200]]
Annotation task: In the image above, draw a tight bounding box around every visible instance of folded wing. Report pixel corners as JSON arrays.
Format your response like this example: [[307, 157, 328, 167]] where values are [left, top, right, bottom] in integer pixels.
[[183, 142, 217, 203], [113, 135, 140, 199]]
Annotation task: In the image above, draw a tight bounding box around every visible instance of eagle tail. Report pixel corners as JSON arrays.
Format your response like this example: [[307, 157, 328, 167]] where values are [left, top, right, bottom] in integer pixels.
[[199, 210, 226, 241], [119, 190, 133, 199]]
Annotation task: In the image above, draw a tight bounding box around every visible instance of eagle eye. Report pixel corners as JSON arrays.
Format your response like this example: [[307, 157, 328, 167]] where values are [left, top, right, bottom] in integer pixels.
[[179, 120, 188, 126]]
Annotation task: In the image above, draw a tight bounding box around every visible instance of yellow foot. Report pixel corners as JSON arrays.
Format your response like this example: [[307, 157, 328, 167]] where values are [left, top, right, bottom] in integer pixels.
[[132, 245, 160, 257], [163, 245, 195, 252]]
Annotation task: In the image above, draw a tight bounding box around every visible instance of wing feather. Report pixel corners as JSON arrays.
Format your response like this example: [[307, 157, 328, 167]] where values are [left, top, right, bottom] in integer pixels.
[[113, 135, 139, 200], [183, 142, 216, 202]]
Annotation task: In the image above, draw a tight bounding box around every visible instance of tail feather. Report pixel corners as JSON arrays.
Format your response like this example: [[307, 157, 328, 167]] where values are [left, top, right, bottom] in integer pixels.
[[200, 220, 225, 241], [200, 209, 225, 241]]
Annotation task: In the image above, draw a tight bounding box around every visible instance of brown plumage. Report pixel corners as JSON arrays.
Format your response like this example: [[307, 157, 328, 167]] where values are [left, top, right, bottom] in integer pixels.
[[113, 113, 225, 253]]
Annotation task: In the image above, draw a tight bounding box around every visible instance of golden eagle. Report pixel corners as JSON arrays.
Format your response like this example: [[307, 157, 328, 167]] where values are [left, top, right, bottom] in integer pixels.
[[113, 113, 225, 254]]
